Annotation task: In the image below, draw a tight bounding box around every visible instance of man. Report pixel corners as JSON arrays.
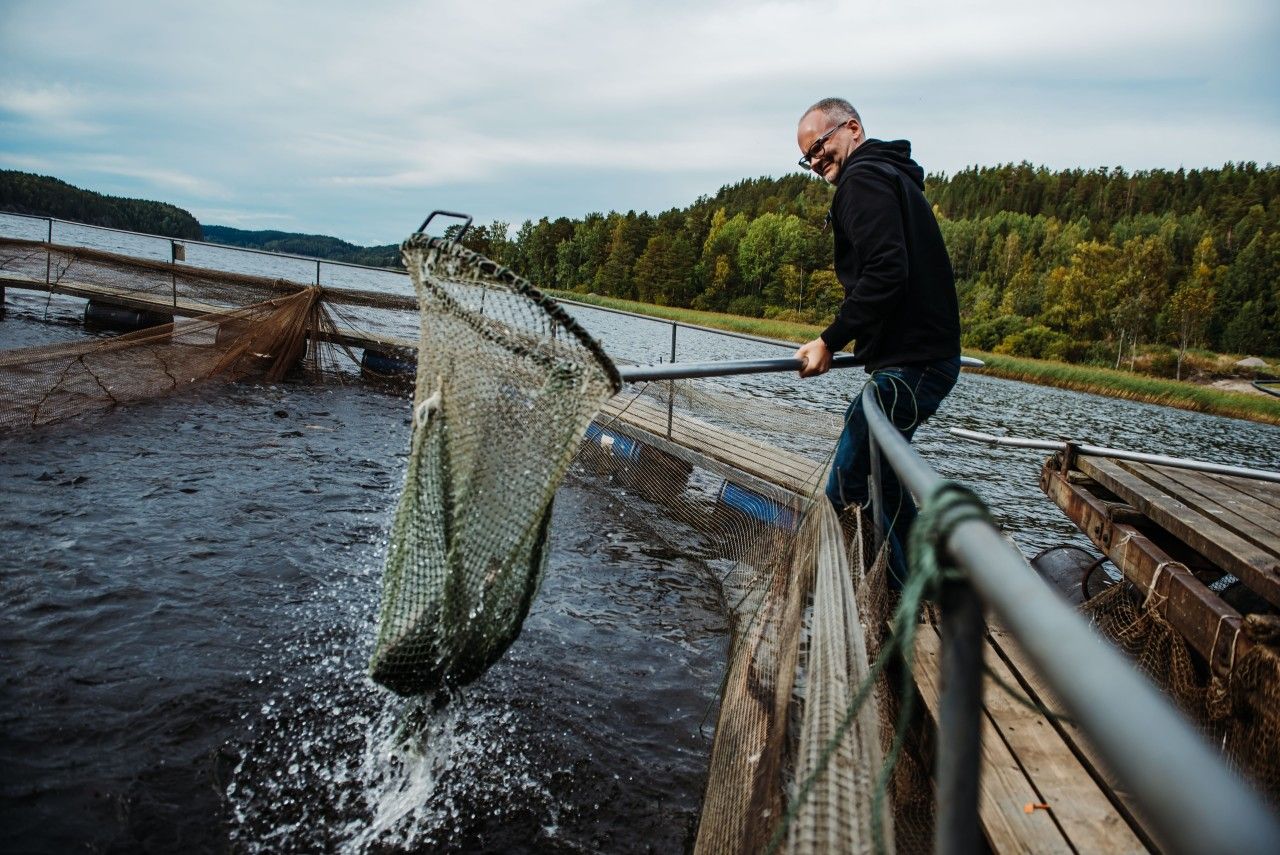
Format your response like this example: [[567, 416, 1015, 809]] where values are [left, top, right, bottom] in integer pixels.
[[793, 97, 961, 584]]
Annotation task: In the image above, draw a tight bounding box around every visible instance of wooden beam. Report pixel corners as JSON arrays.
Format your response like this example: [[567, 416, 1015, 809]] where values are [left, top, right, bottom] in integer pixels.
[[1041, 462, 1249, 677], [981, 628, 1151, 853], [1080, 457, 1280, 607], [986, 628, 1162, 853], [913, 628, 1074, 853]]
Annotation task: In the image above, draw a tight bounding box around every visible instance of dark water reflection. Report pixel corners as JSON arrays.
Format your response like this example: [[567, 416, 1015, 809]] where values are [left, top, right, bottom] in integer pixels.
[[1, 378, 728, 853]]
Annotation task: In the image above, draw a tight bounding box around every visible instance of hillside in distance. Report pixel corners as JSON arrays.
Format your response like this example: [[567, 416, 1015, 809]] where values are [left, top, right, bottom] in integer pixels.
[[200, 225, 401, 267], [0, 170, 202, 240], [5, 162, 1276, 362]]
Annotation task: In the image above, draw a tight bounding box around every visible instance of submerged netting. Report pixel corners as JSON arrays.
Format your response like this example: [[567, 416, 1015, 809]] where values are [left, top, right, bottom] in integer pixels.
[[0, 237, 364, 430], [0, 290, 323, 429]]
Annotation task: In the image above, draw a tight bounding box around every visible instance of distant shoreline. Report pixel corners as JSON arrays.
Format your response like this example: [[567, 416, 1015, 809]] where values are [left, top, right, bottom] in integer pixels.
[[548, 289, 1280, 428]]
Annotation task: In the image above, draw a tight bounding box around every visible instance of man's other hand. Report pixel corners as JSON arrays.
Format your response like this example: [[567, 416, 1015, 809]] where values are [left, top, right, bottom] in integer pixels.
[[795, 337, 832, 378]]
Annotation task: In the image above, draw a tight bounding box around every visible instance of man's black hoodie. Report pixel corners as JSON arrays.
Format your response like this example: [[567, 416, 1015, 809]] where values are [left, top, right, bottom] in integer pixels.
[[819, 139, 960, 371]]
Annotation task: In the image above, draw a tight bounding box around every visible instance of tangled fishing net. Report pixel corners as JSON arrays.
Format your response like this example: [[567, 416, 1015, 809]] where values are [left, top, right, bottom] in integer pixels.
[[0, 237, 352, 429]]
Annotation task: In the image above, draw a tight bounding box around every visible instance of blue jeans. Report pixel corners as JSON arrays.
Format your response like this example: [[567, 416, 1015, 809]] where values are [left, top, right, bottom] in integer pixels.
[[826, 356, 961, 587]]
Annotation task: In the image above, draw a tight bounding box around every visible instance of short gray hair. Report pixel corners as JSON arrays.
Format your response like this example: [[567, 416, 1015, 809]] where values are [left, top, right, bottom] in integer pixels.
[[802, 97, 862, 128]]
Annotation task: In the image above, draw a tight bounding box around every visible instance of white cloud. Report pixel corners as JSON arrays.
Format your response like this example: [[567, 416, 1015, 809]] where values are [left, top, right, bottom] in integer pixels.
[[1, 0, 1275, 240]]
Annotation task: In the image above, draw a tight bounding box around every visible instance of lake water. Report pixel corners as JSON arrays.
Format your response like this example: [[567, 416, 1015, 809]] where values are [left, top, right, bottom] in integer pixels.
[[3, 214, 1279, 852]]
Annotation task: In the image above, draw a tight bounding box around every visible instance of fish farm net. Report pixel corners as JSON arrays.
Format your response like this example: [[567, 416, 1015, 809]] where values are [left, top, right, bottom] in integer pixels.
[[0, 237, 356, 429], [1083, 581, 1280, 807]]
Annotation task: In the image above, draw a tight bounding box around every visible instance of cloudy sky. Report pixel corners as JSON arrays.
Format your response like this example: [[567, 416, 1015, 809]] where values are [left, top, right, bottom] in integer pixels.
[[1, 0, 1276, 244]]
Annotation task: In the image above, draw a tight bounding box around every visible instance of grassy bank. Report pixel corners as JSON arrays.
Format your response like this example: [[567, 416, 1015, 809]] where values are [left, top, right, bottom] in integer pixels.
[[548, 290, 1280, 427]]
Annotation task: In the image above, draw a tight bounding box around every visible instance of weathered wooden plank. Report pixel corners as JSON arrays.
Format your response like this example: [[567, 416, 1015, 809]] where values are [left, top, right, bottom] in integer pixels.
[[1132, 463, 1280, 556], [1080, 457, 1280, 607], [599, 399, 822, 495], [604, 397, 824, 491], [986, 628, 1161, 853], [913, 629, 1072, 854], [1207, 471, 1280, 515], [981, 629, 1151, 853], [1184, 469, 1280, 538]]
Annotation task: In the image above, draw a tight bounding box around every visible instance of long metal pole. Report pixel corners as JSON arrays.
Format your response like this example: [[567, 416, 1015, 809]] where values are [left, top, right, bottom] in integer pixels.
[[620, 355, 985, 383], [950, 427, 1280, 483], [863, 385, 1280, 854], [667, 322, 677, 438]]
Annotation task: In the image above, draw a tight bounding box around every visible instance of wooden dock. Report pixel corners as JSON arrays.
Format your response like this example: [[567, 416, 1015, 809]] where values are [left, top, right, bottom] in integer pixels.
[[598, 394, 825, 501], [1042, 452, 1280, 678], [914, 623, 1155, 853]]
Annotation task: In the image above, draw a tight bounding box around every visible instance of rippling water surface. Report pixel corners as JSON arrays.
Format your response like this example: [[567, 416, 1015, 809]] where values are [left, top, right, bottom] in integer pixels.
[[3, 222, 1279, 851]]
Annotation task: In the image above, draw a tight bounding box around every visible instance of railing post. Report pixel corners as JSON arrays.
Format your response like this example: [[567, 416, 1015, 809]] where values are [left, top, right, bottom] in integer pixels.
[[170, 240, 178, 308], [45, 217, 53, 286], [666, 322, 677, 439], [868, 431, 885, 556], [315, 259, 321, 287], [935, 578, 984, 855]]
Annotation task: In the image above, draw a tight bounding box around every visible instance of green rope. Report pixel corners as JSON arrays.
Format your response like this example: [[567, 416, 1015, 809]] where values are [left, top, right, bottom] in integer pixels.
[[765, 480, 993, 855]]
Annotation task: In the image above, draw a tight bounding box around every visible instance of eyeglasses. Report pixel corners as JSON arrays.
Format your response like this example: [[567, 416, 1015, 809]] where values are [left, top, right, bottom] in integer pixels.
[[798, 120, 850, 170]]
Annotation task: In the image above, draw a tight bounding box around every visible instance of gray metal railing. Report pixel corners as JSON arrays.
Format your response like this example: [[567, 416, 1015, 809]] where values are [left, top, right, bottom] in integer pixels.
[[861, 383, 1280, 854]]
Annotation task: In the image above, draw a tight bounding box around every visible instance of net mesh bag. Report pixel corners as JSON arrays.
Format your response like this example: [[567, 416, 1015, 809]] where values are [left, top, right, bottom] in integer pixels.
[[1083, 582, 1280, 806], [368, 234, 621, 695]]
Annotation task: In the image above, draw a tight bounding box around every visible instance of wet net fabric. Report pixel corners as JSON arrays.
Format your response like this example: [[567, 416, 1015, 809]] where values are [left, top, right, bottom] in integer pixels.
[[0, 236, 354, 430], [367, 235, 621, 695]]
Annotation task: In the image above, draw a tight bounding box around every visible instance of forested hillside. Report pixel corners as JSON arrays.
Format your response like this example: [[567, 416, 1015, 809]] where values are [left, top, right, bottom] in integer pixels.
[[0, 171, 202, 240], [202, 226, 400, 267], [6, 162, 1275, 367], [475, 162, 1278, 367]]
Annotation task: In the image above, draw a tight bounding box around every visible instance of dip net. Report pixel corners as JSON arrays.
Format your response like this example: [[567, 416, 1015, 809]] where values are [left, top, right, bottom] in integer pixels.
[[368, 233, 941, 853], [367, 235, 621, 694]]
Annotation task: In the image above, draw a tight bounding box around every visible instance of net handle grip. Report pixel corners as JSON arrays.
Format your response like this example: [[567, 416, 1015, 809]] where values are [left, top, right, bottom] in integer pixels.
[[416, 210, 474, 244]]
